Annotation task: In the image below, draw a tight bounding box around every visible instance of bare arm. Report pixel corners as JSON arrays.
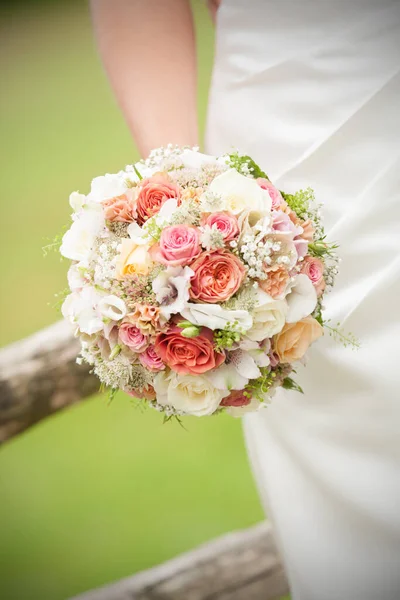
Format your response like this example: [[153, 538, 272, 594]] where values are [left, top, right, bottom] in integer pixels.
[[91, 0, 198, 157]]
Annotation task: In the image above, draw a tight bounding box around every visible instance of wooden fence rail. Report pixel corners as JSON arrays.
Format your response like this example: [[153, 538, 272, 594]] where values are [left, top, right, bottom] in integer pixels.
[[0, 322, 289, 599], [71, 522, 288, 600]]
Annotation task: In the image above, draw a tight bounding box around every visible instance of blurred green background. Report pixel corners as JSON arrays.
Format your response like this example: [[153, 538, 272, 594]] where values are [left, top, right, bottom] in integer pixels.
[[0, 2, 269, 599]]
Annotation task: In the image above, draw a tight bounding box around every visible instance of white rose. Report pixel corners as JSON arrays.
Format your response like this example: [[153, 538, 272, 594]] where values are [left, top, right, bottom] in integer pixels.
[[247, 290, 287, 341], [87, 173, 127, 203], [60, 204, 104, 264], [285, 274, 317, 323], [207, 168, 271, 215], [153, 370, 228, 417], [181, 303, 253, 332]]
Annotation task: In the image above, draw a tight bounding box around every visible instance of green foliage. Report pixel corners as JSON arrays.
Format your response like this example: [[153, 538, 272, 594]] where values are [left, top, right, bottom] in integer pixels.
[[42, 224, 68, 257], [281, 187, 314, 218], [325, 321, 360, 349], [228, 151, 269, 179], [214, 321, 244, 352], [282, 377, 304, 394], [308, 237, 339, 258], [244, 366, 276, 402]]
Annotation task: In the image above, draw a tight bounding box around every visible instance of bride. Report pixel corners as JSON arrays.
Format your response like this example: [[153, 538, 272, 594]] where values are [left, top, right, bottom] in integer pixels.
[[91, 1, 400, 598]]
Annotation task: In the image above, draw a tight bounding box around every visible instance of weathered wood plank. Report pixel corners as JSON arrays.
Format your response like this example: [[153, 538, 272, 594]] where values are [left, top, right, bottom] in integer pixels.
[[0, 320, 98, 443], [71, 522, 288, 600]]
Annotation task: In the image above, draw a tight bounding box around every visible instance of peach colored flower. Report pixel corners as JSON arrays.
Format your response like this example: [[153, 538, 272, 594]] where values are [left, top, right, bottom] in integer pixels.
[[126, 305, 165, 335], [201, 211, 239, 242], [273, 316, 323, 363], [189, 249, 246, 303], [150, 225, 201, 266], [256, 178, 283, 210], [300, 255, 326, 297], [155, 325, 225, 375], [259, 265, 289, 298], [282, 205, 315, 242], [220, 389, 251, 408], [119, 322, 148, 351], [126, 385, 156, 401], [181, 186, 204, 202], [139, 345, 165, 371], [136, 172, 181, 225], [300, 219, 315, 242], [116, 239, 153, 278], [102, 189, 137, 222]]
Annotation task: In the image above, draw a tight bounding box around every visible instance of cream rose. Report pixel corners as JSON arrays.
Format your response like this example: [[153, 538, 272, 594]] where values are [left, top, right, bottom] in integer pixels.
[[246, 290, 287, 341], [116, 239, 152, 278], [207, 168, 272, 215], [153, 370, 228, 416], [273, 316, 323, 363]]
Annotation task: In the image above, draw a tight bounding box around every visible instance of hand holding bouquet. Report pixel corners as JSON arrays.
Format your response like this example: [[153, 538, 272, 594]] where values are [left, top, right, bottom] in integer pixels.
[[60, 146, 339, 418]]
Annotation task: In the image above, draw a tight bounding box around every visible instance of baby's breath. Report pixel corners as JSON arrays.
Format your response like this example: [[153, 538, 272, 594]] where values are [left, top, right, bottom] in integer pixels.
[[200, 225, 225, 251], [169, 198, 201, 226], [223, 285, 257, 312]]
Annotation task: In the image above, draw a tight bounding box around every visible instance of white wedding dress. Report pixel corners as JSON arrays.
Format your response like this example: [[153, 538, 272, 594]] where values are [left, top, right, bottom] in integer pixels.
[[206, 2, 400, 599]]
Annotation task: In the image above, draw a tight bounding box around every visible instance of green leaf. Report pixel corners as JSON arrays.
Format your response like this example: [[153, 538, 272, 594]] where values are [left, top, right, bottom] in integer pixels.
[[282, 377, 304, 394], [133, 164, 143, 181]]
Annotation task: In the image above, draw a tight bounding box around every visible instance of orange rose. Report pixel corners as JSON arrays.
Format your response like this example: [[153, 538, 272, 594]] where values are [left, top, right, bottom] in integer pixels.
[[155, 325, 225, 375], [273, 316, 323, 363], [189, 249, 246, 303], [102, 189, 137, 222], [136, 173, 181, 225]]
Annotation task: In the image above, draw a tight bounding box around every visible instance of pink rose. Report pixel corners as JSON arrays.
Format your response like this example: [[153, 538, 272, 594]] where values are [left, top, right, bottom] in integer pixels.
[[139, 344, 165, 372], [136, 173, 181, 225], [102, 190, 136, 222], [220, 390, 251, 408], [155, 325, 225, 375], [272, 210, 302, 237], [201, 211, 239, 242], [256, 178, 283, 210], [189, 249, 246, 303], [300, 255, 326, 297], [119, 323, 149, 352], [150, 225, 201, 266]]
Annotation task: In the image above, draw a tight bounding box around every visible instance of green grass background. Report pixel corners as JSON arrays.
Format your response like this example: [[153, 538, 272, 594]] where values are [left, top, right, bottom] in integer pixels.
[[0, 2, 279, 599]]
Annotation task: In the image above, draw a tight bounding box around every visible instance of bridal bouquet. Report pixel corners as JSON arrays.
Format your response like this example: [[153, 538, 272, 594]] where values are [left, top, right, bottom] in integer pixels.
[[60, 146, 339, 418]]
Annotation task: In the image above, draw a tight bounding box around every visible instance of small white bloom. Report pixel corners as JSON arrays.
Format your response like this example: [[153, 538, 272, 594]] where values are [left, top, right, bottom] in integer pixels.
[[127, 221, 150, 245], [285, 274, 317, 323], [208, 168, 271, 215], [60, 205, 104, 264], [152, 266, 194, 319], [180, 149, 222, 170], [205, 362, 249, 392], [98, 295, 127, 321], [181, 303, 253, 332], [69, 191, 86, 212], [67, 264, 86, 291], [156, 197, 178, 223], [87, 173, 127, 203], [62, 287, 104, 335]]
